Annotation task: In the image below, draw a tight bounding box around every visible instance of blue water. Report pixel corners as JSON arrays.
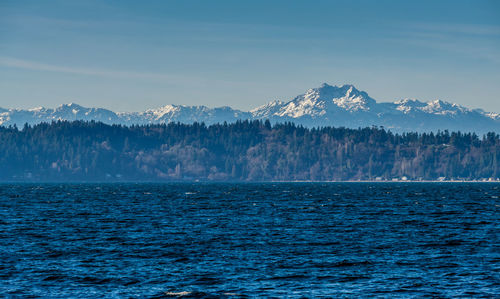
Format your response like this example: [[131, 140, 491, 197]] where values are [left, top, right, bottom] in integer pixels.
[[0, 183, 499, 297]]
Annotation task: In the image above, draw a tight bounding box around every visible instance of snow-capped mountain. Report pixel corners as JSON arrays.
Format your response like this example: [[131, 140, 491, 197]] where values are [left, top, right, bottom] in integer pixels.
[[1, 83, 498, 133], [251, 84, 376, 119], [0, 103, 250, 127], [120, 105, 251, 125], [249, 84, 499, 133], [251, 84, 388, 128]]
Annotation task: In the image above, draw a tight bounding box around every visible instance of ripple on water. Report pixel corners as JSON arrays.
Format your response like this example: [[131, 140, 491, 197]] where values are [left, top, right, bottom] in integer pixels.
[[0, 182, 498, 297]]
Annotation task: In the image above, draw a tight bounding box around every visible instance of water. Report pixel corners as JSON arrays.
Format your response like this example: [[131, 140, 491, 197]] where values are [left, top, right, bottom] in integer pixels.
[[0, 183, 499, 298]]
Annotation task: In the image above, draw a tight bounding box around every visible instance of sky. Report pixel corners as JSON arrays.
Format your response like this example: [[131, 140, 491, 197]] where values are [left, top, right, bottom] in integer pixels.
[[1, 0, 499, 112]]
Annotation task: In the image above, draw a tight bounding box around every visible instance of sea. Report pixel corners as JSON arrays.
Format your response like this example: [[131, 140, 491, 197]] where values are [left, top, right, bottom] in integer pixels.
[[0, 183, 499, 298]]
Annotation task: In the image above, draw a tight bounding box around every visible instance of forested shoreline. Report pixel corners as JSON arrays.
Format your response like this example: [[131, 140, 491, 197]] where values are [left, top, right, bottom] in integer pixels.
[[0, 120, 498, 181]]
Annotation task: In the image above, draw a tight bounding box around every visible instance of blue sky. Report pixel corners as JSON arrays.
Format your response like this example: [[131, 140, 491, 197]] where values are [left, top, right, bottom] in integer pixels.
[[1, 0, 499, 112]]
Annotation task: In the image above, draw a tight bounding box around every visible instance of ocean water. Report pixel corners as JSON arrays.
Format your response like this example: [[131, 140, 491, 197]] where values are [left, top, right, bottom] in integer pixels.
[[0, 183, 499, 298]]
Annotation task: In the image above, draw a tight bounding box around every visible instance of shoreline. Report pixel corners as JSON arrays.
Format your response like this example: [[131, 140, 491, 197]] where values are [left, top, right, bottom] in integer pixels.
[[0, 180, 499, 184]]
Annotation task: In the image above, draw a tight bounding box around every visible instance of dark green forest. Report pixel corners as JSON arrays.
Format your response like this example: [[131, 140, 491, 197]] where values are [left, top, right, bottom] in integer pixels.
[[0, 120, 498, 181]]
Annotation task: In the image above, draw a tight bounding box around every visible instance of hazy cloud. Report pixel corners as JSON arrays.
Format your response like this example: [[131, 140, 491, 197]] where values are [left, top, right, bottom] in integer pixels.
[[388, 22, 500, 64], [413, 22, 500, 37], [0, 56, 185, 81]]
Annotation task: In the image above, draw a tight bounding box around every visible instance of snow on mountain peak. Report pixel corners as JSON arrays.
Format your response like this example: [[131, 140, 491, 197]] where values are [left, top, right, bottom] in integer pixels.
[[59, 103, 82, 109], [28, 106, 46, 112], [313, 83, 375, 112], [393, 98, 472, 116], [421, 99, 470, 115], [250, 100, 284, 117], [54, 103, 86, 115], [394, 98, 421, 105], [394, 98, 426, 113], [263, 84, 379, 118], [332, 91, 374, 112], [485, 112, 500, 120], [145, 104, 181, 119]]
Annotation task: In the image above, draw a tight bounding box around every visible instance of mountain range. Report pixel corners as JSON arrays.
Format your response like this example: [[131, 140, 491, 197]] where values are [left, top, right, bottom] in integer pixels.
[[1, 83, 499, 133]]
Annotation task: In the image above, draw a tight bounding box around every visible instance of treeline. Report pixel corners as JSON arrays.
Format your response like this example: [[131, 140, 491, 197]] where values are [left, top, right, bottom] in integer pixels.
[[0, 120, 498, 181]]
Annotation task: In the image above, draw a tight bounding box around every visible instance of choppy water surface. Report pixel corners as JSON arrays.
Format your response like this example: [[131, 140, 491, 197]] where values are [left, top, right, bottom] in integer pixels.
[[0, 183, 499, 297]]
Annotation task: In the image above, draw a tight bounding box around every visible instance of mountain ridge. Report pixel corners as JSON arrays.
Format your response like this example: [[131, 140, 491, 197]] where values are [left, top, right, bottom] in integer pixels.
[[1, 83, 498, 133]]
